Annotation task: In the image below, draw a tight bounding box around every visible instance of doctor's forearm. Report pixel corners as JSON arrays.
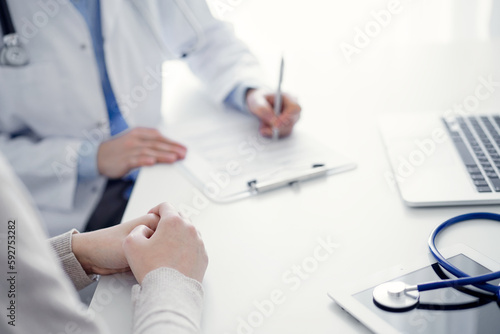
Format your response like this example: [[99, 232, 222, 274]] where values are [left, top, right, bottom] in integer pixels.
[[0, 134, 81, 211], [185, 21, 267, 103]]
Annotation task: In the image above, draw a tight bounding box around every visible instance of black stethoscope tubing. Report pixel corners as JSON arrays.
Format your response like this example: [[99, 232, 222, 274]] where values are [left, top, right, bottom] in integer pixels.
[[0, 0, 15, 36]]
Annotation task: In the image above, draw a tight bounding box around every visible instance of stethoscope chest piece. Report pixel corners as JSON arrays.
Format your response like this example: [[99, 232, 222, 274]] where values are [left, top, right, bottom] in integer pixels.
[[373, 282, 420, 312], [0, 34, 29, 67]]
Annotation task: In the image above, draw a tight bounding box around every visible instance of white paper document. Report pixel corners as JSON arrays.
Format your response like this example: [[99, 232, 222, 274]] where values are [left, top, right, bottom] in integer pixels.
[[166, 111, 356, 202]]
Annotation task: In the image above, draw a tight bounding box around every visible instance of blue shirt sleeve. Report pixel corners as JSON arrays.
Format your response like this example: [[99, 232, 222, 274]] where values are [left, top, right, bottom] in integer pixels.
[[224, 83, 256, 114], [77, 143, 100, 180]]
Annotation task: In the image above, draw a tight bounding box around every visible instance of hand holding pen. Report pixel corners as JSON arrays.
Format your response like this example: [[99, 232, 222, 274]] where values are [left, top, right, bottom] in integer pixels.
[[245, 57, 302, 139]]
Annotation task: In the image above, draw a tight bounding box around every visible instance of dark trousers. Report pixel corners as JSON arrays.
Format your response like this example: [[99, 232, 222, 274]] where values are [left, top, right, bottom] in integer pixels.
[[84, 179, 134, 232]]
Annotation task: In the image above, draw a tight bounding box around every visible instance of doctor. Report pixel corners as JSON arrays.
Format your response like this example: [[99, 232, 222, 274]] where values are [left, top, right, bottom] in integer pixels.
[[0, 0, 302, 236]]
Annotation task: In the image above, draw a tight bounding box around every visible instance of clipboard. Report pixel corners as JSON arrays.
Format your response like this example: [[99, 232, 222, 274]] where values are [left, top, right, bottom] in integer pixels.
[[165, 111, 357, 203]]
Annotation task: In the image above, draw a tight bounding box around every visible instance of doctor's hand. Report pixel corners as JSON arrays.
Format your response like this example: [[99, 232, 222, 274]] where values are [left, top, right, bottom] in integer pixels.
[[123, 202, 208, 284], [97, 127, 187, 179], [71, 213, 161, 275], [246, 88, 301, 138]]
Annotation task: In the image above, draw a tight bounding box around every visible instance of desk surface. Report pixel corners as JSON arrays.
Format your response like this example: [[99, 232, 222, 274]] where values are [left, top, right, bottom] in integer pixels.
[[90, 1, 500, 333]]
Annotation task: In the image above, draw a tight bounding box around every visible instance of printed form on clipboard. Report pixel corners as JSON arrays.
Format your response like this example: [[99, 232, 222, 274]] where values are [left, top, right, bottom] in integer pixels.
[[166, 111, 357, 203]]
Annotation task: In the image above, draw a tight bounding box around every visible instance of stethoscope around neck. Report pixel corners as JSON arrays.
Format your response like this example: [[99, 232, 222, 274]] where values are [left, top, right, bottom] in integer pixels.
[[373, 212, 500, 312], [0, 0, 205, 67], [0, 0, 29, 67]]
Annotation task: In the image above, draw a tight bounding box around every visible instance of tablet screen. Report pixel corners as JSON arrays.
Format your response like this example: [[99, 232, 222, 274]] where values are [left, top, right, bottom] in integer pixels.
[[353, 254, 500, 334]]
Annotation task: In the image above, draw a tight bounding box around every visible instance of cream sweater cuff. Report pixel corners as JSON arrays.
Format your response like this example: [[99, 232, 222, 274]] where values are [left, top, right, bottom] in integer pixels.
[[132, 267, 204, 333], [49, 229, 97, 290]]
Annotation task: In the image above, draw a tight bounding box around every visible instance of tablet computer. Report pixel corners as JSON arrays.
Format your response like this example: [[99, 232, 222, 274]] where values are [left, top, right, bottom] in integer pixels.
[[328, 244, 500, 334]]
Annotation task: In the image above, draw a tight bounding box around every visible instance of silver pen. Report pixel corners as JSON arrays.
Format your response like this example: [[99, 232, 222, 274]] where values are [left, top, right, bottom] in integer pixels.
[[272, 56, 284, 140]]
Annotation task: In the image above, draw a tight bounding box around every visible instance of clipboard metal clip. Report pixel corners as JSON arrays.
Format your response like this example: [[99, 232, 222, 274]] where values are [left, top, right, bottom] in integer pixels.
[[247, 164, 328, 194]]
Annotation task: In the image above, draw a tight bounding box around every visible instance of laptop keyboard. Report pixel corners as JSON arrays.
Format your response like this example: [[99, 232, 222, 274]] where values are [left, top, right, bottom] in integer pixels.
[[443, 115, 500, 193]]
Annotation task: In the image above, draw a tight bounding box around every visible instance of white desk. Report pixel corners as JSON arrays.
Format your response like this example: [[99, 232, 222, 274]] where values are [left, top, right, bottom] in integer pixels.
[[90, 1, 500, 333]]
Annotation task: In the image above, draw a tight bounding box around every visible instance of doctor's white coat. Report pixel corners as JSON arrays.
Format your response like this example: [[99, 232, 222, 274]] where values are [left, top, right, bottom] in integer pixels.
[[0, 0, 265, 236]]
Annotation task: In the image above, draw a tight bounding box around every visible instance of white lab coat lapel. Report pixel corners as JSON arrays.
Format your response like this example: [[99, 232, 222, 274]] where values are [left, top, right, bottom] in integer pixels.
[[100, 0, 124, 41], [101, 0, 166, 128]]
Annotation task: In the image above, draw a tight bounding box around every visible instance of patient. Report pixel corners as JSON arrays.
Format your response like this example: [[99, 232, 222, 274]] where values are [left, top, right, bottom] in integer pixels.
[[0, 153, 208, 334]]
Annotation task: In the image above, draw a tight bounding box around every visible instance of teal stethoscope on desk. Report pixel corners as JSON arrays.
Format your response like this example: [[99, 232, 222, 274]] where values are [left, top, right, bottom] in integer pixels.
[[0, 0, 29, 66], [373, 212, 500, 312]]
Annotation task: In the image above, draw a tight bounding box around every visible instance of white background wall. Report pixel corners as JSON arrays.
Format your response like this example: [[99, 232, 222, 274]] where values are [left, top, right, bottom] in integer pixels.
[[163, 0, 500, 159]]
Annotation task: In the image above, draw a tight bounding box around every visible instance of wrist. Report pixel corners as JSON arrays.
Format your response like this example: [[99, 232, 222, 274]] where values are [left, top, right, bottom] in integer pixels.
[[71, 232, 93, 275], [245, 88, 256, 101], [245, 88, 258, 115]]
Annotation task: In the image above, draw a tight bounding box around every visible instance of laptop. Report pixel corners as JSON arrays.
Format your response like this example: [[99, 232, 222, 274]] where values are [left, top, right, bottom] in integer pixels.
[[379, 112, 500, 207]]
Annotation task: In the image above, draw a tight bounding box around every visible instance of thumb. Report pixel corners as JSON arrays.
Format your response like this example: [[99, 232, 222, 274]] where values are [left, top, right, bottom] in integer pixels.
[[131, 224, 155, 239], [123, 225, 155, 250]]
